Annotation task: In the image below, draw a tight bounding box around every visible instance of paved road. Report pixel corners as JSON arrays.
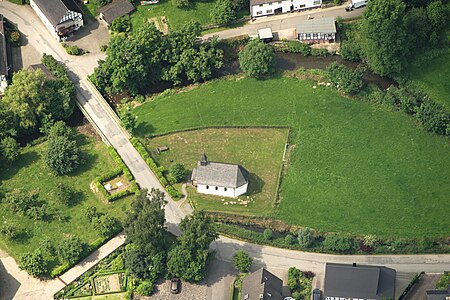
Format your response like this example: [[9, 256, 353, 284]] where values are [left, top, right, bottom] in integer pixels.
[[203, 2, 365, 40]]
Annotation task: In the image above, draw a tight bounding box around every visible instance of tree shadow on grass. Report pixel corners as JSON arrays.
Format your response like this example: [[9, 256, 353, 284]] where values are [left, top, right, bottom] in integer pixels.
[[135, 122, 156, 137], [247, 172, 265, 195], [68, 149, 98, 178], [0, 151, 40, 181]]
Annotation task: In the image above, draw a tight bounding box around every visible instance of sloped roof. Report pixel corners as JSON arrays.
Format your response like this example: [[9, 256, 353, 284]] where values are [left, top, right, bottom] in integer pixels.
[[324, 263, 396, 300], [0, 14, 7, 77], [250, 0, 278, 6], [28, 64, 56, 80], [99, 0, 135, 25], [426, 285, 450, 300], [32, 0, 82, 27], [296, 17, 336, 34], [241, 268, 283, 300], [192, 161, 248, 189]]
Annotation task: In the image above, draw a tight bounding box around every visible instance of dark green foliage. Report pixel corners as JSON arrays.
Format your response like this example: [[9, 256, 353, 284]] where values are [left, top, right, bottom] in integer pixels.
[[310, 48, 330, 57], [83, 206, 99, 222], [0, 136, 20, 162], [280, 41, 311, 56], [136, 280, 154, 296], [426, 1, 447, 45], [284, 234, 295, 245], [166, 211, 218, 282], [435, 272, 450, 289], [360, 0, 408, 75], [211, 0, 236, 25], [340, 40, 363, 62], [44, 123, 82, 176], [7, 30, 21, 46], [327, 62, 364, 94], [55, 182, 75, 206], [119, 106, 137, 132], [3, 188, 39, 215], [91, 214, 121, 237], [19, 252, 47, 277], [173, 0, 190, 8], [169, 163, 186, 183], [62, 43, 82, 56], [239, 39, 274, 78], [57, 236, 85, 265], [263, 228, 272, 240], [415, 100, 450, 135], [297, 227, 313, 248], [0, 223, 19, 240], [323, 234, 354, 253], [110, 15, 132, 33], [98, 0, 112, 5], [232, 249, 252, 273]]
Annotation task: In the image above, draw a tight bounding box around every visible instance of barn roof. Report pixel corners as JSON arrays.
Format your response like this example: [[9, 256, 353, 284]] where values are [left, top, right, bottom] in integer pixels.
[[296, 17, 336, 34], [99, 0, 135, 25], [32, 0, 82, 27]]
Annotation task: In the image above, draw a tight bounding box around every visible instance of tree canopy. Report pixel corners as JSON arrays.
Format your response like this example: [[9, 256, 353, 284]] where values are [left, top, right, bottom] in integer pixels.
[[239, 39, 274, 78]]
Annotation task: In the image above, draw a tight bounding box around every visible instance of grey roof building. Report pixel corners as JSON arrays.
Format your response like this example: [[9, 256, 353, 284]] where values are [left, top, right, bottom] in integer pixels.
[[0, 14, 8, 94], [296, 17, 336, 43], [426, 285, 450, 300], [324, 263, 396, 300], [99, 0, 135, 26], [241, 268, 283, 300]]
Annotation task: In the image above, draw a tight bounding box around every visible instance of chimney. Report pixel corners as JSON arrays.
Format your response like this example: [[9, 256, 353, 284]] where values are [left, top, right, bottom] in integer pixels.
[[352, 262, 356, 267], [200, 152, 207, 166]]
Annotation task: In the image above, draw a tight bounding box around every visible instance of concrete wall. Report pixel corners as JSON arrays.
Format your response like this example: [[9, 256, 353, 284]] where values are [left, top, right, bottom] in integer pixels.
[[197, 183, 248, 198]]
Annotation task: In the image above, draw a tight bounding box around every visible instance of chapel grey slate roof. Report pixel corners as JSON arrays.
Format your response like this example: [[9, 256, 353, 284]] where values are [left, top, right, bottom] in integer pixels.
[[192, 161, 249, 188], [250, 0, 278, 6], [426, 285, 450, 300], [32, 0, 82, 27], [296, 17, 336, 34], [99, 0, 135, 25], [0, 15, 7, 77], [241, 268, 283, 300], [324, 263, 396, 300]]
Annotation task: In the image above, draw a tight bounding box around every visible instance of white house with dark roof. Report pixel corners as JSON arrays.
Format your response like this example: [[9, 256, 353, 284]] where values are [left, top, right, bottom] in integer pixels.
[[191, 153, 249, 198], [296, 17, 336, 43], [250, 0, 321, 18], [30, 0, 83, 41], [99, 0, 135, 27]]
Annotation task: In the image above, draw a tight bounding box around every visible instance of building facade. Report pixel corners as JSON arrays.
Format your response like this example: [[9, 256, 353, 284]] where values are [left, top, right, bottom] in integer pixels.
[[250, 0, 322, 18], [30, 0, 83, 41], [296, 17, 336, 43], [191, 153, 249, 198]]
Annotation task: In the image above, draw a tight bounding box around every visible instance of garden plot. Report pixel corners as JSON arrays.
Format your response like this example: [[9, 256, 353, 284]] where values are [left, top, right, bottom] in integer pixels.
[[94, 273, 126, 294]]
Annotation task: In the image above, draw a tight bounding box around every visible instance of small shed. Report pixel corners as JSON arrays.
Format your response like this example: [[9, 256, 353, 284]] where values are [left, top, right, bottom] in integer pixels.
[[296, 17, 336, 43], [99, 0, 135, 26], [258, 28, 273, 42]]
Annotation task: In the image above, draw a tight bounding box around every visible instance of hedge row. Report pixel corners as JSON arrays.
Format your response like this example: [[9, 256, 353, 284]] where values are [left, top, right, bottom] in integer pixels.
[[129, 138, 182, 199], [107, 147, 133, 181]]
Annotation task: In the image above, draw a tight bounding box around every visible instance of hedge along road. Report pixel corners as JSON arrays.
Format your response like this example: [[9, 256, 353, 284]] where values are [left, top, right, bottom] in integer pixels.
[[1, 2, 450, 300]]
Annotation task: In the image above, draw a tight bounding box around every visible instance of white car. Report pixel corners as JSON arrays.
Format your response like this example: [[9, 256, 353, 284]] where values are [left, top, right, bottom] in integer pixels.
[[284, 297, 295, 300]]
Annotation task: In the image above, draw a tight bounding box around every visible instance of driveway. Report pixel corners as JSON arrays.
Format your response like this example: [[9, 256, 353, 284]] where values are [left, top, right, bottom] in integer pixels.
[[403, 273, 442, 300], [65, 19, 110, 54]]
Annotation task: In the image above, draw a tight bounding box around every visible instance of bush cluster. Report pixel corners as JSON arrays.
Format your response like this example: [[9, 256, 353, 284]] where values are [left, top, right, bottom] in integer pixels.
[[278, 41, 331, 57], [82, 206, 122, 238], [327, 62, 364, 95], [288, 267, 313, 300]]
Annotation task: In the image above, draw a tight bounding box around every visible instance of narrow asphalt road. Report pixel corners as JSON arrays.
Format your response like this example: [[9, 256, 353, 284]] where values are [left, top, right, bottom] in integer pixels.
[[1, 2, 449, 300]]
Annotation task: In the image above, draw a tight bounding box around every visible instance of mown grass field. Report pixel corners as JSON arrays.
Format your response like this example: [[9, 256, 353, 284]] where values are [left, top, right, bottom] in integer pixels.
[[133, 76, 450, 238], [143, 127, 289, 214], [0, 135, 132, 261]]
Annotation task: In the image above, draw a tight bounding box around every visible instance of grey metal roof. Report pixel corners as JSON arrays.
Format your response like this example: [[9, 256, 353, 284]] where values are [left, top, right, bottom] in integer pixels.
[[296, 17, 336, 34], [324, 263, 396, 300], [32, 0, 82, 27], [99, 0, 135, 25], [192, 160, 249, 189], [426, 286, 450, 300], [0, 15, 7, 77], [241, 268, 283, 300]]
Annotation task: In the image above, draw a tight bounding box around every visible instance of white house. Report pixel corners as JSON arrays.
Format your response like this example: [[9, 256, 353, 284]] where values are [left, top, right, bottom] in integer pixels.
[[250, 0, 322, 18], [0, 14, 8, 95], [30, 0, 84, 41], [191, 153, 249, 198]]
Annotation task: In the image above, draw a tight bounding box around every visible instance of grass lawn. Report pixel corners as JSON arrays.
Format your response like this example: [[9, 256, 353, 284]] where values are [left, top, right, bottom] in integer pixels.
[[142, 127, 289, 215], [0, 135, 132, 263], [130, 0, 248, 32], [133, 76, 450, 238]]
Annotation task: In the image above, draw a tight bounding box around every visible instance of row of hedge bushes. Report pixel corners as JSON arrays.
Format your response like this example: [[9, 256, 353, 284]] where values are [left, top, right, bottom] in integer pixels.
[[275, 41, 331, 57], [130, 138, 182, 198], [215, 222, 450, 255], [107, 147, 133, 180]]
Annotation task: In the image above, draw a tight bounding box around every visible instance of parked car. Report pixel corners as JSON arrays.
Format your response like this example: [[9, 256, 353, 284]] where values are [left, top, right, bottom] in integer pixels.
[[313, 288, 321, 300], [170, 278, 180, 294], [284, 297, 295, 300]]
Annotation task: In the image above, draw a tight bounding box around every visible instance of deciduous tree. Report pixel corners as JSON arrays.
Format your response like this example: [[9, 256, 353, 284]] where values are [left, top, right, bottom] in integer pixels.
[[239, 39, 274, 78]]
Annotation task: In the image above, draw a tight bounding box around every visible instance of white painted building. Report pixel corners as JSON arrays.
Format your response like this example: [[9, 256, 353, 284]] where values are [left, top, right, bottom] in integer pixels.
[[191, 153, 249, 198], [250, 0, 322, 18], [30, 0, 83, 41], [0, 14, 8, 95]]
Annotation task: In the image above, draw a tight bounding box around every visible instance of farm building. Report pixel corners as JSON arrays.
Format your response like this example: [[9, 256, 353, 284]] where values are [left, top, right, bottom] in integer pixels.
[[30, 0, 83, 41], [99, 0, 135, 27], [296, 17, 336, 43], [241, 268, 283, 300], [191, 153, 249, 198], [0, 14, 8, 94], [324, 263, 396, 300], [250, 0, 322, 18]]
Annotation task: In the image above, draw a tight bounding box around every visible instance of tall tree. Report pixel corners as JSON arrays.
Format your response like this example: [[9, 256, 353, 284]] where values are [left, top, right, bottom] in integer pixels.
[[211, 0, 237, 25], [239, 39, 274, 78], [360, 0, 408, 76]]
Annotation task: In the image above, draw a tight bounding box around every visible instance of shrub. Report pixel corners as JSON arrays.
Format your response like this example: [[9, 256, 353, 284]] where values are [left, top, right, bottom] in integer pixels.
[[62, 44, 81, 56], [211, 0, 237, 25], [44, 126, 81, 175], [239, 39, 274, 78], [291, 291, 302, 300], [323, 234, 354, 253], [0, 223, 19, 240], [136, 280, 154, 296], [173, 0, 189, 8], [19, 252, 47, 277], [436, 272, 450, 289], [1, 136, 20, 162], [327, 62, 364, 94], [55, 182, 75, 206], [232, 249, 252, 273], [311, 48, 330, 57], [363, 234, 377, 248], [3, 188, 39, 215], [110, 15, 132, 33], [415, 100, 449, 135], [50, 262, 70, 278], [340, 40, 363, 62], [57, 236, 85, 265], [91, 214, 121, 238], [284, 234, 295, 245], [297, 227, 313, 248], [8, 31, 21, 46], [170, 163, 187, 183], [281, 41, 311, 55], [263, 228, 273, 240], [83, 206, 99, 222], [100, 44, 108, 52]]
